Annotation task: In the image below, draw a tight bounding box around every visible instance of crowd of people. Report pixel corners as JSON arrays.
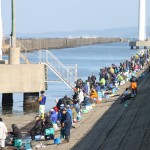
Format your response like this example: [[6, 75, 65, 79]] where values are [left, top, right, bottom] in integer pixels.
[[0, 49, 150, 149]]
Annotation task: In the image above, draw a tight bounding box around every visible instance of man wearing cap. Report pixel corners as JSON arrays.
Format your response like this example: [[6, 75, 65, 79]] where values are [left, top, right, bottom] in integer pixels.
[[61, 108, 72, 143], [38, 91, 46, 119], [57, 104, 64, 122], [50, 109, 57, 124]]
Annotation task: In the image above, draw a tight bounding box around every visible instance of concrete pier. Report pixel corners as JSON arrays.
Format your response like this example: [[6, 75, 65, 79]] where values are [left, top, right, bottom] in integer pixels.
[[3, 37, 122, 53], [9, 47, 20, 64], [72, 70, 150, 150], [129, 40, 150, 49]]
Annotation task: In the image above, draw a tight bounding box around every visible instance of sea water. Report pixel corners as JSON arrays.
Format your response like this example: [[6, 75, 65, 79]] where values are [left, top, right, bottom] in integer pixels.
[[0, 42, 145, 114]]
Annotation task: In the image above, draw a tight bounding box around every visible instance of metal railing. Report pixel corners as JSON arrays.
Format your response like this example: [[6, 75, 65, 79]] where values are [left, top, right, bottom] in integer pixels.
[[39, 50, 77, 90]]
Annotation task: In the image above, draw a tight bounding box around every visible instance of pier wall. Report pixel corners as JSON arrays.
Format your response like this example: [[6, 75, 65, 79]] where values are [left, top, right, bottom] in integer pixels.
[[0, 64, 45, 93], [3, 37, 121, 52]]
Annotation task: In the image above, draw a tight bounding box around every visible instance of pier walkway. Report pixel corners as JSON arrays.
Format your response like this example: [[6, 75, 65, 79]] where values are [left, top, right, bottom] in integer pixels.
[[72, 69, 150, 150], [3, 68, 150, 150]]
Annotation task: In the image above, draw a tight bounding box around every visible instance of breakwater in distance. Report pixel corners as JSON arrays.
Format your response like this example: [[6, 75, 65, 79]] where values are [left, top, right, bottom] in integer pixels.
[[3, 37, 126, 53]]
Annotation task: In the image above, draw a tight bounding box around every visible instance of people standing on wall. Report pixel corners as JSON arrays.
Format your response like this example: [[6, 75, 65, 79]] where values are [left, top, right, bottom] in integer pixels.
[[130, 76, 138, 96], [38, 91, 46, 119], [61, 108, 72, 143]]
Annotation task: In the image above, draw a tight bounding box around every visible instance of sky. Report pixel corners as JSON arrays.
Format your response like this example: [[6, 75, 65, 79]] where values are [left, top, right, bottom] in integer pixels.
[[1, 0, 150, 36]]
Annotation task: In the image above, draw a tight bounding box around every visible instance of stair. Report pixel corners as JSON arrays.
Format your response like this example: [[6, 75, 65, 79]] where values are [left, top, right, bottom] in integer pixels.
[[39, 50, 77, 90]]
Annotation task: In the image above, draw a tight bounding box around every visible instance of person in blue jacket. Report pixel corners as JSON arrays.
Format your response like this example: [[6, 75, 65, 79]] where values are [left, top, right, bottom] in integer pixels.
[[38, 91, 46, 119], [61, 108, 72, 143], [66, 105, 73, 124], [49, 109, 57, 124]]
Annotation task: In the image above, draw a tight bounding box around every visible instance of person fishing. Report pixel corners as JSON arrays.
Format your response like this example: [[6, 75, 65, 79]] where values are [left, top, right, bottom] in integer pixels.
[[61, 108, 72, 143], [38, 91, 46, 119], [130, 75, 138, 96]]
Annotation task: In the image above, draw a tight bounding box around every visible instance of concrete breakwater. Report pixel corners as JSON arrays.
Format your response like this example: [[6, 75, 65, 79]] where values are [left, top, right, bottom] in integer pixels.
[[3, 37, 122, 52]]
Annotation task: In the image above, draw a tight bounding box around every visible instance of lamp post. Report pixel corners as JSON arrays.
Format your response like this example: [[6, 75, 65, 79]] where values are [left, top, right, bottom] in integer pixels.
[[11, 0, 16, 48], [0, 0, 3, 60], [9, 0, 20, 64]]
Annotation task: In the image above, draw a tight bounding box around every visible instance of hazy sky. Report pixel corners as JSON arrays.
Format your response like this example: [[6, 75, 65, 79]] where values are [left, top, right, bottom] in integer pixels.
[[1, 0, 150, 35]]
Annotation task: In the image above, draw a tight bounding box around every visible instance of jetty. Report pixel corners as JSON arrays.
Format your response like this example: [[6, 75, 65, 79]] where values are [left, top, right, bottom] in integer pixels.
[[2, 67, 149, 150], [129, 40, 150, 49], [72, 69, 150, 150]]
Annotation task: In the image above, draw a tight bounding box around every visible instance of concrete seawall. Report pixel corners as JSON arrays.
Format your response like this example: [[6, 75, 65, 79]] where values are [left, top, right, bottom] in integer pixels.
[[3, 37, 121, 52]]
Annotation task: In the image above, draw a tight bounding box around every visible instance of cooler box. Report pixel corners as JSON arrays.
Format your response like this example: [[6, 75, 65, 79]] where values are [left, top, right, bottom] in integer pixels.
[[45, 128, 55, 135], [14, 139, 22, 147], [82, 109, 88, 113], [25, 139, 32, 150]]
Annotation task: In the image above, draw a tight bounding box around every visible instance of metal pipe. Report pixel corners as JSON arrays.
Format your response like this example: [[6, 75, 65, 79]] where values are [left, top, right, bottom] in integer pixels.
[[11, 0, 16, 48]]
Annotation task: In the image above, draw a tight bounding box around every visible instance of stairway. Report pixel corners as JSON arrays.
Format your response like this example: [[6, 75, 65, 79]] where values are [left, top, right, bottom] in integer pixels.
[[39, 50, 77, 90]]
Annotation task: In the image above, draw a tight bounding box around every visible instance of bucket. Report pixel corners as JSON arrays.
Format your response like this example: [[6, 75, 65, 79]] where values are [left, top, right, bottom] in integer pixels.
[[54, 138, 61, 144], [35, 135, 44, 141], [25, 139, 32, 150], [112, 88, 116, 93], [106, 95, 110, 99], [82, 109, 89, 113], [98, 92, 103, 98], [92, 103, 96, 107], [96, 100, 101, 104], [85, 105, 93, 110]]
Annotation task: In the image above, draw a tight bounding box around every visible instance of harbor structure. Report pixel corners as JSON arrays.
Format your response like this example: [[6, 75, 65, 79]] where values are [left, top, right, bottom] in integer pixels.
[[129, 0, 150, 49], [0, 0, 77, 113]]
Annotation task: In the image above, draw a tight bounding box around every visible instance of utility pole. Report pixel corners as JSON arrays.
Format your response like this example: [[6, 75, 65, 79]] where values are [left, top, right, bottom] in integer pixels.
[[11, 0, 16, 48], [9, 0, 20, 64], [0, 0, 3, 60]]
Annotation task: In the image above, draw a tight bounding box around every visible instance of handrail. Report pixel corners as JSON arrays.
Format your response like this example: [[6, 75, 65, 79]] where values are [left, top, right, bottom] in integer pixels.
[[39, 50, 77, 90]]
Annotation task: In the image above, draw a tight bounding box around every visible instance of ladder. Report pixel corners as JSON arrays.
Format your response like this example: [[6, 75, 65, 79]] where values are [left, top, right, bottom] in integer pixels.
[[39, 50, 77, 90]]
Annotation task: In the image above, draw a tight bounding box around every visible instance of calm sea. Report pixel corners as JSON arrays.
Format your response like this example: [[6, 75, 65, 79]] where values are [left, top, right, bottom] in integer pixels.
[[0, 42, 144, 114]]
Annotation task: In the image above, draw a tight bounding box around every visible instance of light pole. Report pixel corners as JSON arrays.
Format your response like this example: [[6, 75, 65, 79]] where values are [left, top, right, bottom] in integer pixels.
[[9, 0, 20, 64], [0, 0, 3, 60], [11, 0, 16, 48]]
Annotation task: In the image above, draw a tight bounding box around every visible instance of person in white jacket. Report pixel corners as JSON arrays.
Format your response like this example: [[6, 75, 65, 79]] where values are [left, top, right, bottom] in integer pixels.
[[78, 89, 84, 109], [0, 118, 7, 150]]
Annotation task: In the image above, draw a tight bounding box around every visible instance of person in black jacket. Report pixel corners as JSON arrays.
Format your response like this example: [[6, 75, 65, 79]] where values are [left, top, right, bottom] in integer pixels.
[[43, 114, 54, 140], [43, 114, 53, 129], [30, 116, 42, 141], [9, 124, 22, 145], [61, 108, 72, 143]]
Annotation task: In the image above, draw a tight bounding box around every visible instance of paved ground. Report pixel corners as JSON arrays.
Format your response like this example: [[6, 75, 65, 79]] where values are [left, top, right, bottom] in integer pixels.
[[72, 70, 150, 150]]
